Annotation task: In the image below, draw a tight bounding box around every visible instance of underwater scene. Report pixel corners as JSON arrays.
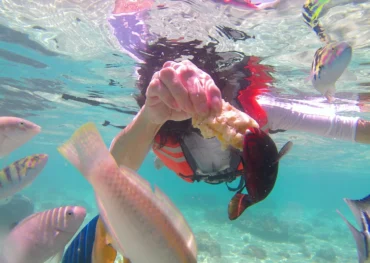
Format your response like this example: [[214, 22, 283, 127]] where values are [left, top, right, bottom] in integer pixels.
[[1, 0, 370, 262]]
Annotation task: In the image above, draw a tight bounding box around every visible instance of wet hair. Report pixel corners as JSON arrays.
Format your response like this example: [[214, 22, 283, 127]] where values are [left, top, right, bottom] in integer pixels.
[[134, 37, 265, 146]]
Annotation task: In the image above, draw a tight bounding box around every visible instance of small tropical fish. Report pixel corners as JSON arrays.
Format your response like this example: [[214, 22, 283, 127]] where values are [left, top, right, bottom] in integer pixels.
[[0, 154, 48, 200], [0, 117, 41, 158], [58, 122, 197, 263], [1, 206, 86, 263], [302, 0, 331, 43], [62, 214, 129, 263], [309, 41, 352, 102], [337, 194, 370, 263], [228, 128, 292, 220]]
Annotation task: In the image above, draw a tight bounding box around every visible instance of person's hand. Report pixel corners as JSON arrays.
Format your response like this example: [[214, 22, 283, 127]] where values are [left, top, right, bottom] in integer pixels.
[[143, 60, 222, 125]]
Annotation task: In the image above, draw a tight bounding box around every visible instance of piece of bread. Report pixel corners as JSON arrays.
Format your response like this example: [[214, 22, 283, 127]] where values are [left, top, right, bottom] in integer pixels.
[[192, 100, 259, 150]]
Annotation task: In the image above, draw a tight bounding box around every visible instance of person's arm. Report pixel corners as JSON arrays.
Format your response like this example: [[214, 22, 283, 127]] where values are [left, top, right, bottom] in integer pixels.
[[109, 105, 162, 171], [260, 98, 363, 143]]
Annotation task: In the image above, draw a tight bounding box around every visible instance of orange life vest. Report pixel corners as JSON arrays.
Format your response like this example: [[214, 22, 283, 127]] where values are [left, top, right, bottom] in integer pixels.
[[152, 134, 244, 183]]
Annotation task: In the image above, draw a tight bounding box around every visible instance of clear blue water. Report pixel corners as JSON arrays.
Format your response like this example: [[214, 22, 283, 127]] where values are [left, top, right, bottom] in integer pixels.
[[1, 0, 370, 262]]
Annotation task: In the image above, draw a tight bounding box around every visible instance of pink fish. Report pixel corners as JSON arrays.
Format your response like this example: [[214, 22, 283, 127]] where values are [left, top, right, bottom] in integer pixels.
[[1, 206, 86, 263], [0, 117, 41, 158], [58, 122, 197, 263], [0, 154, 48, 200]]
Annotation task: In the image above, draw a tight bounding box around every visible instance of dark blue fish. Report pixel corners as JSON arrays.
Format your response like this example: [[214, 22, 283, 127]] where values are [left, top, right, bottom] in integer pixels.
[[62, 215, 99, 263]]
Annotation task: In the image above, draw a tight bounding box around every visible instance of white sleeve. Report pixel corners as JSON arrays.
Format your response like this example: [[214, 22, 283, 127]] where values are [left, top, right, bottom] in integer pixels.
[[258, 96, 360, 142]]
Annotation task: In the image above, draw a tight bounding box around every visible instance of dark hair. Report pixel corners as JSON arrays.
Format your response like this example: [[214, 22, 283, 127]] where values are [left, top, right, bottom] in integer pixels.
[[134, 37, 273, 145]]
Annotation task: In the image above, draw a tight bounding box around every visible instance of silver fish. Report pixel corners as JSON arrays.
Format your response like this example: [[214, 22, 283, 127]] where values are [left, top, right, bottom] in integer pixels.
[[337, 194, 370, 263], [0, 117, 41, 158], [309, 41, 352, 102]]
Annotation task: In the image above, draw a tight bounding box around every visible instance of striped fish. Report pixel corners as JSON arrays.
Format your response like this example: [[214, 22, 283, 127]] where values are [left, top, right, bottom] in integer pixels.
[[309, 41, 352, 102], [63, 215, 129, 263], [1, 206, 86, 263], [302, 0, 331, 43], [337, 194, 370, 263], [0, 154, 48, 200]]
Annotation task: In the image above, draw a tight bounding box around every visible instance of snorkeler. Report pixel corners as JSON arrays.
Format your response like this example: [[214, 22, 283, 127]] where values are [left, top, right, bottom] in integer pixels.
[[108, 0, 370, 193]]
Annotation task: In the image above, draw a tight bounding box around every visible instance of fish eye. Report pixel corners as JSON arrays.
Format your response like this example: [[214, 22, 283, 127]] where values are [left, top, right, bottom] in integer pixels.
[[19, 122, 24, 126], [66, 211, 74, 216]]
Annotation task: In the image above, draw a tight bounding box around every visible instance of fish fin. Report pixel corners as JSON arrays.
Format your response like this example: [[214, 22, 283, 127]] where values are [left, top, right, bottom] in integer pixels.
[[153, 186, 197, 254], [337, 209, 368, 263], [96, 196, 126, 255], [228, 193, 253, 220], [324, 85, 336, 103], [58, 122, 115, 180], [154, 157, 164, 170], [344, 194, 370, 228], [274, 141, 293, 164], [93, 216, 117, 262], [305, 71, 315, 83], [44, 249, 64, 263], [115, 255, 132, 263]]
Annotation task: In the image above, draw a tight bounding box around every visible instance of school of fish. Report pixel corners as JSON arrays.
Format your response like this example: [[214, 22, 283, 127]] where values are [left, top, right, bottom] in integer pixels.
[[0, 1, 364, 262]]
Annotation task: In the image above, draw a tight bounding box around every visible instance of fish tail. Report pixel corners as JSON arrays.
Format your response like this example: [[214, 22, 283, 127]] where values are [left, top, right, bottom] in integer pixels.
[[58, 122, 113, 180], [228, 193, 254, 220], [337, 209, 368, 263]]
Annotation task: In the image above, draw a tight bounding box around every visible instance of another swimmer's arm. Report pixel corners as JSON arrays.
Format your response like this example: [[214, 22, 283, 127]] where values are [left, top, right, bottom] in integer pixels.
[[262, 102, 361, 143], [109, 105, 162, 171], [354, 120, 370, 144]]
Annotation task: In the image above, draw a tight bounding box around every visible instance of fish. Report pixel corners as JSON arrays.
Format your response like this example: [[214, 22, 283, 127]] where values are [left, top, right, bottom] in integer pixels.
[[1, 206, 86, 263], [0, 117, 41, 158], [228, 128, 292, 220], [62, 214, 129, 263], [302, 0, 332, 43], [308, 41, 352, 102], [57, 122, 197, 263], [337, 194, 370, 263], [0, 154, 48, 200]]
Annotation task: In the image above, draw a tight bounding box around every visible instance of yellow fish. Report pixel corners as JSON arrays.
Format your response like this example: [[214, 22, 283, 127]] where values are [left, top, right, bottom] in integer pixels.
[[308, 41, 352, 102], [62, 214, 131, 263], [302, 0, 332, 43], [0, 154, 48, 200]]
